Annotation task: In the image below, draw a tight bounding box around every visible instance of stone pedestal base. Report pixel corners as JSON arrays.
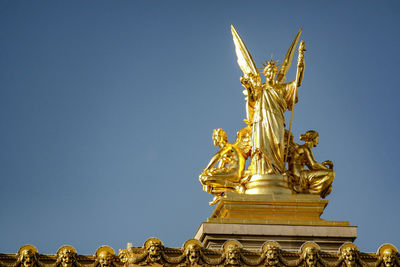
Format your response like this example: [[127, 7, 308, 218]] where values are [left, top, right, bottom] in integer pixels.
[[194, 192, 357, 252], [194, 222, 357, 252]]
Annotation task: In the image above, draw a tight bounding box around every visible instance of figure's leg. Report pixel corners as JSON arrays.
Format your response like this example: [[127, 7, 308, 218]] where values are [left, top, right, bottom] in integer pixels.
[[320, 185, 332, 199], [302, 170, 335, 197], [199, 175, 212, 193], [199, 175, 240, 204]]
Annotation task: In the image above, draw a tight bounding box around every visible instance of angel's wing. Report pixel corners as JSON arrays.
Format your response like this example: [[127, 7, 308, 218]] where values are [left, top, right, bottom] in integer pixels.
[[276, 28, 302, 84], [231, 25, 259, 78]]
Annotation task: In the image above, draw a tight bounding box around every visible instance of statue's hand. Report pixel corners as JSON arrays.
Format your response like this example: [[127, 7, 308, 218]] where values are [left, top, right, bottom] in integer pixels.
[[322, 160, 333, 169], [240, 76, 251, 87], [297, 57, 305, 69], [203, 169, 212, 176], [205, 167, 219, 175]]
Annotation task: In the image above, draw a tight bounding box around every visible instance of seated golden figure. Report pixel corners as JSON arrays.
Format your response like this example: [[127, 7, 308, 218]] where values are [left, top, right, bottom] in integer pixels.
[[288, 130, 335, 198], [199, 126, 251, 205]]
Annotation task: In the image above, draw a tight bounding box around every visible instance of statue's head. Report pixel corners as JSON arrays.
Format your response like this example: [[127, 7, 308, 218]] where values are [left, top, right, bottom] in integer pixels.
[[340, 244, 359, 267], [95, 246, 115, 267], [263, 59, 279, 81], [262, 242, 280, 266], [183, 240, 202, 265], [223, 241, 242, 265], [17, 245, 38, 267], [56, 246, 77, 267], [378, 244, 398, 267], [212, 128, 228, 147], [300, 130, 319, 147], [144, 238, 163, 263]]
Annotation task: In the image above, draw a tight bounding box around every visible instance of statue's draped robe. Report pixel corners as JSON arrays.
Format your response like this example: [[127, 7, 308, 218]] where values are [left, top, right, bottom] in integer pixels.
[[251, 81, 297, 174]]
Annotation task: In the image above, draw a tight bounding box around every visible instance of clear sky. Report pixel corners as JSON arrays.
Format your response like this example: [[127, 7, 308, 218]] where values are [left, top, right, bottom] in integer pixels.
[[0, 0, 399, 255]]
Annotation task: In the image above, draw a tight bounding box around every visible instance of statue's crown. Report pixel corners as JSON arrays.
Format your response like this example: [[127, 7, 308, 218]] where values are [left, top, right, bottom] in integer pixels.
[[262, 57, 279, 73]]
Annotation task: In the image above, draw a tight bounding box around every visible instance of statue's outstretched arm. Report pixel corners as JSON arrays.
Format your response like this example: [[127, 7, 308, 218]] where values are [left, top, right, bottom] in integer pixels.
[[296, 41, 306, 87], [203, 147, 231, 173], [240, 75, 258, 101]]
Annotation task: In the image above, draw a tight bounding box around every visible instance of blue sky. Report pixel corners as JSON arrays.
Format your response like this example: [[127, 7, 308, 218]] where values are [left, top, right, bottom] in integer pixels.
[[0, 0, 399, 254]]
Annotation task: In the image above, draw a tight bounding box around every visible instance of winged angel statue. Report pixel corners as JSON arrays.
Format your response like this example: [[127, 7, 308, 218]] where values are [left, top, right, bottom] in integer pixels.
[[234, 25, 305, 175], [200, 26, 333, 204]]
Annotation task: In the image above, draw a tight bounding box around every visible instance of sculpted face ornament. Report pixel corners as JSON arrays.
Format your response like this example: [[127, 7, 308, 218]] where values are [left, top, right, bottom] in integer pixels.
[[56, 246, 77, 267], [339, 244, 359, 267], [344, 248, 357, 267], [226, 245, 240, 265], [21, 250, 35, 267], [144, 238, 164, 263], [304, 247, 318, 267], [61, 253, 73, 267], [378, 244, 399, 267], [265, 249, 279, 266], [99, 252, 113, 267], [95, 246, 115, 267], [262, 242, 280, 266], [182, 239, 203, 266], [186, 244, 200, 265], [299, 242, 320, 267], [383, 249, 396, 267], [17, 245, 38, 267], [223, 241, 243, 266]]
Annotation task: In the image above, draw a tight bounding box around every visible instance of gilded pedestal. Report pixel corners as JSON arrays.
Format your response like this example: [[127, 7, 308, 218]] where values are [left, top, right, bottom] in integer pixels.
[[194, 192, 356, 252]]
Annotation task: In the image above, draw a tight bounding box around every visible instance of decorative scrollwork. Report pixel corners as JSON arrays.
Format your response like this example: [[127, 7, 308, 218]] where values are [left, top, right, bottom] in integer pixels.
[[4, 240, 400, 267]]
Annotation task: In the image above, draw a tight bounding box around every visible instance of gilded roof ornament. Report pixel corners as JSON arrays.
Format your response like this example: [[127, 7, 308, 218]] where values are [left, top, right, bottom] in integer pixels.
[[55, 246, 78, 267], [94, 246, 116, 267], [15, 245, 40, 267], [1, 241, 398, 267]]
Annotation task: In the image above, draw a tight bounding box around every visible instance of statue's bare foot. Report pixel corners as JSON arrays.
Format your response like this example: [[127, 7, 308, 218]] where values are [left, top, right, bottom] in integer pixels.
[[236, 184, 245, 194], [209, 195, 222, 205], [266, 168, 275, 174]]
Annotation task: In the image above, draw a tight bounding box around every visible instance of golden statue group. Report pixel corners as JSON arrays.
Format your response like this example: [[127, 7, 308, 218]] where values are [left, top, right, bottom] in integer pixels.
[[200, 26, 335, 205]]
